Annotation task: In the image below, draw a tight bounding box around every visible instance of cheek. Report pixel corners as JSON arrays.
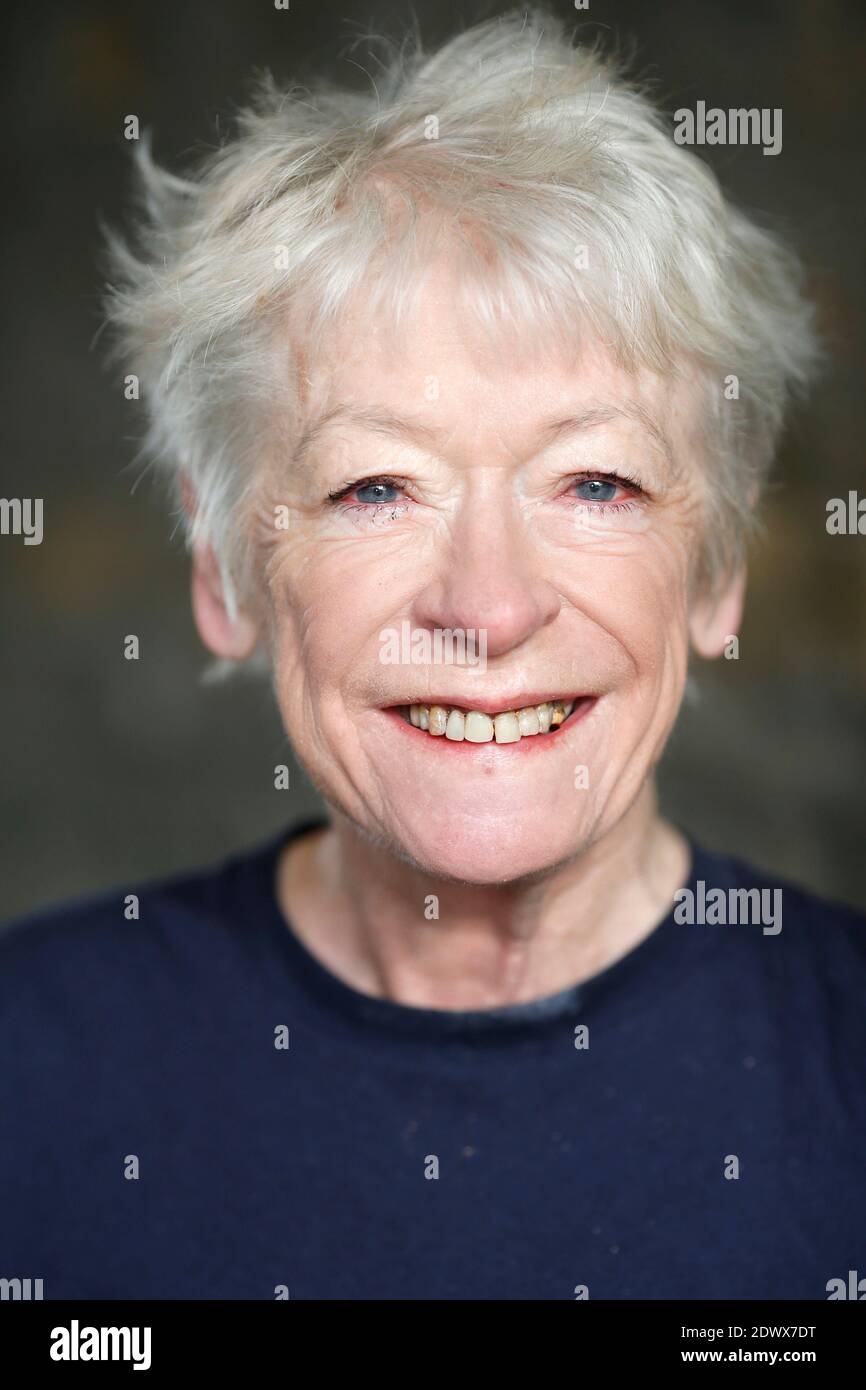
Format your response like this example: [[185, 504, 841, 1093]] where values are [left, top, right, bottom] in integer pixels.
[[562, 536, 692, 689], [620, 559, 691, 665], [266, 538, 395, 696]]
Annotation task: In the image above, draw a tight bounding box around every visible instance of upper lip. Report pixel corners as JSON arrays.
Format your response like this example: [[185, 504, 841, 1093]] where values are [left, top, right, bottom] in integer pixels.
[[382, 691, 590, 715]]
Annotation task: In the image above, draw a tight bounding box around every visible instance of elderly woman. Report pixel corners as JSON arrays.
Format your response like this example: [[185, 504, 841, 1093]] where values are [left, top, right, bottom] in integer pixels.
[[2, 10, 864, 1303]]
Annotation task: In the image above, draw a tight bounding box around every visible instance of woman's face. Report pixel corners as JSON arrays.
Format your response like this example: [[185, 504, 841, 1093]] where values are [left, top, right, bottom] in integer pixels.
[[257, 267, 727, 883]]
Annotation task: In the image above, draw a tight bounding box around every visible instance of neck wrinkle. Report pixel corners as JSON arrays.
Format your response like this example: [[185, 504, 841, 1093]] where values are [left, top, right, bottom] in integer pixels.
[[280, 780, 690, 1011]]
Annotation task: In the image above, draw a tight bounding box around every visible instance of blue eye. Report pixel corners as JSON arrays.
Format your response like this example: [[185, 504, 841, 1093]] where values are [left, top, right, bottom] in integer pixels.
[[355, 481, 400, 504], [574, 478, 618, 503]]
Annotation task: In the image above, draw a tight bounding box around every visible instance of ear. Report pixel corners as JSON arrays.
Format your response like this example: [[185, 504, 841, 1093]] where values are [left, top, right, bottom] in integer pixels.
[[181, 480, 258, 661], [190, 544, 259, 661], [689, 566, 747, 659]]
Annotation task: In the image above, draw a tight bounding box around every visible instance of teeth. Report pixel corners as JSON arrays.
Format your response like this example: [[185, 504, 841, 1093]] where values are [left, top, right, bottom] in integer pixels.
[[464, 710, 494, 742], [445, 709, 465, 741], [518, 707, 540, 737], [401, 699, 577, 742], [493, 712, 521, 744], [428, 705, 448, 736]]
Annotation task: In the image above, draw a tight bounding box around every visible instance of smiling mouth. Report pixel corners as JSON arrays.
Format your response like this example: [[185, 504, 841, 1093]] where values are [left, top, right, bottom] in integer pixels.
[[394, 698, 589, 744]]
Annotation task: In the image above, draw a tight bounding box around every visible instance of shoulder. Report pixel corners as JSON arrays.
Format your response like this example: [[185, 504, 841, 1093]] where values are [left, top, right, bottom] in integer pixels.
[[691, 840, 866, 1032], [0, 831, 286, 1023], [712, 843, 866, 941]]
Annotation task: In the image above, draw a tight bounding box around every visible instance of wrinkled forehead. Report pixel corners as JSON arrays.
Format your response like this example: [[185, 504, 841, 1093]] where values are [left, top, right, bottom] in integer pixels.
[[289, 258, 703, 480]]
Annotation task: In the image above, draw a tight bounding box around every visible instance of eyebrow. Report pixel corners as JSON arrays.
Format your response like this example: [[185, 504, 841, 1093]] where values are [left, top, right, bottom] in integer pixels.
[[294, 401, 674, 470], [540, 404, 675, 469], [294, 406, 448, 467]]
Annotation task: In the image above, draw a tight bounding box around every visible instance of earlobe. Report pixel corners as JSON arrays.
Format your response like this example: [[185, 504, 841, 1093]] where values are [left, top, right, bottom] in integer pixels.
[[689, 567, 747, 659], [190, 545, 259, 661]]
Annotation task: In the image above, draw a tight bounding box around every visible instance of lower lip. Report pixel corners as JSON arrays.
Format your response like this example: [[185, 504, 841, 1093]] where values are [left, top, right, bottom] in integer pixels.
[[380, 698, 598, 755]]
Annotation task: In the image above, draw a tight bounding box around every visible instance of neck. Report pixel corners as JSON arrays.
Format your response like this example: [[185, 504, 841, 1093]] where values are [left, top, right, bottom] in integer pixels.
[[277, 782, 690, 1010]]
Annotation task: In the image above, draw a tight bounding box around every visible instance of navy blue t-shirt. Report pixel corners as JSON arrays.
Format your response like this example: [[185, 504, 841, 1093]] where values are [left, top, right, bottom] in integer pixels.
[[2, 820, 865, 1300]]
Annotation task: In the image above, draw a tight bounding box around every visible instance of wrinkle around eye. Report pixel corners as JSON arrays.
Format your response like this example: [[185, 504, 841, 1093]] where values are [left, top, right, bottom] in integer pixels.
[[334, 499, 414, 528]]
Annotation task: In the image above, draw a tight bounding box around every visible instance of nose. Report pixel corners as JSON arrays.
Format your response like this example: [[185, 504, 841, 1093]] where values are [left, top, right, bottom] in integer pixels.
[[409, 498, 560, 660]]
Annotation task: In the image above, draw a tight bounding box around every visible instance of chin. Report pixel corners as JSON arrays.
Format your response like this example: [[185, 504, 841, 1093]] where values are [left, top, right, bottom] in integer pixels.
[[373, 802, 594, 885]]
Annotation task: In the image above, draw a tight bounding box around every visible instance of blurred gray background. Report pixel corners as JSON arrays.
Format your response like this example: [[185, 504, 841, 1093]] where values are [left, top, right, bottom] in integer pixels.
[[1, 0, 864, 920]]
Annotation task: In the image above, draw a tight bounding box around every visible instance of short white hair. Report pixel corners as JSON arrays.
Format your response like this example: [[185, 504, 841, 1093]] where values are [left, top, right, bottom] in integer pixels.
[[104, 5, 818, 621]]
